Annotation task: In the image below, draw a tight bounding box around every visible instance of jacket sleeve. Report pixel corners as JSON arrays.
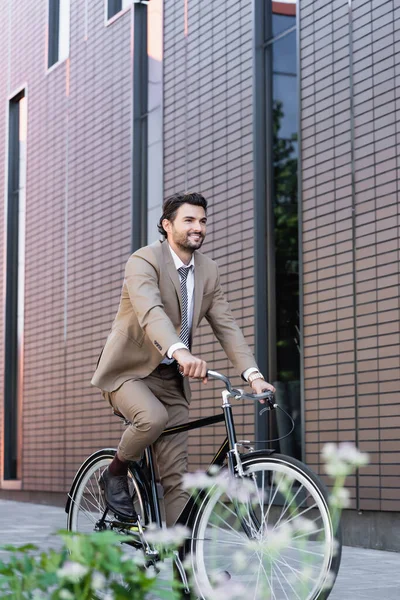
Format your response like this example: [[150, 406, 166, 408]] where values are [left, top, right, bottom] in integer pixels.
[[125, 254, 182, 356], [205, 266, 259, 378]]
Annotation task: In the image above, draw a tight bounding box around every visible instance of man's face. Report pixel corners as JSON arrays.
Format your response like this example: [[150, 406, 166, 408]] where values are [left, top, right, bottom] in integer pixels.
[[163, 203, 207, 252]]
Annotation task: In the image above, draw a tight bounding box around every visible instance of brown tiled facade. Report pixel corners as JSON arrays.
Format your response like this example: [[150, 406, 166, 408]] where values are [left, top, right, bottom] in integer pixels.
[[0, 0, 399, 548], [0, 1, 133, 494], [301, 0, 400, 513], [163, 0, 256, 470]]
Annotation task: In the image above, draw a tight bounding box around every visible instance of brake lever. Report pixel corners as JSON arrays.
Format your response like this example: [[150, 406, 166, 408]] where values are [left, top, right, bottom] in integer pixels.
[[259, 400, 276, 416]]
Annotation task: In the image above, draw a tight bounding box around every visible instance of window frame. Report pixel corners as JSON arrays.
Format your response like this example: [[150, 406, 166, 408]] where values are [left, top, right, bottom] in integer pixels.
[[2, 86, 28, 486], [47, 0, 70, 71], [105, 0, 132, 26]]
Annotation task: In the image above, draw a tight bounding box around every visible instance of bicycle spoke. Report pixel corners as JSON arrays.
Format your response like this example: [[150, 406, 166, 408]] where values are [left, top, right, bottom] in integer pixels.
[[256, 553, 277, 600], [83, 483, 103, 512], [81, 492, 103, 515], [291, 527, 325, 542], [285, 545, 325, 558], [192, 535, 248, 547], [276, 500, 319, 530], [272, 561, 300, 600], [252, 555, 262, 600], [273, 551, 320, 587], [207, 518, 246, 543], [272, 482, 303, 531], [77, 502, 98, 525], [262, 469, 279, 532]]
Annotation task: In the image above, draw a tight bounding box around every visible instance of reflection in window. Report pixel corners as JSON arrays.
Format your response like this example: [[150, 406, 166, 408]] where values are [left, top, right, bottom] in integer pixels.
[[272, 12, 296, 37], [271, 24, 300, 458]]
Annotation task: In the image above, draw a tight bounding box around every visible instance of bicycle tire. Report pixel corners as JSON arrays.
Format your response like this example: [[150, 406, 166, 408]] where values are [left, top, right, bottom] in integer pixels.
[[185, 452, 342, 600], [66, 448, 148, 533]]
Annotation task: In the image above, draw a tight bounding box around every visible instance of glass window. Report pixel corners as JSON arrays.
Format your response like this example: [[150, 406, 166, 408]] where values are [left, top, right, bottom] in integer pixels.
[[107, 0, 131, 20], [272, 13, 296, 37], [48, 0, 70, 68], [270, 27, 300, 459], [4, 91, 27, 480]]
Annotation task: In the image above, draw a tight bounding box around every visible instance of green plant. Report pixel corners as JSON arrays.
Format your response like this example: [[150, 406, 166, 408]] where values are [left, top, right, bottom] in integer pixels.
[[0, 530, 180, 600]]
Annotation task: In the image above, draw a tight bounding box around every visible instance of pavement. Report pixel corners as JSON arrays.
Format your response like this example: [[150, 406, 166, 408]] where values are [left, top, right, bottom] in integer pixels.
[[0, 499, 399, 599]]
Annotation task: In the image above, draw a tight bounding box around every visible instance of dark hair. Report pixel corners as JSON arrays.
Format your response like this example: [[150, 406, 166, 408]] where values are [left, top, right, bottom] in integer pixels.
[[158, 192, 208, 239]]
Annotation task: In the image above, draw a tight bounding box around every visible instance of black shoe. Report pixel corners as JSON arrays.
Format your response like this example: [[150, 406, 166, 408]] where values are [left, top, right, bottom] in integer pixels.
[[99, 468, 137, 521]]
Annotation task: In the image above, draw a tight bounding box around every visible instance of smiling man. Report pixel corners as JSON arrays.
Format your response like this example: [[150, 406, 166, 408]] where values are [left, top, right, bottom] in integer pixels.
[[92, 192, 275, 526]]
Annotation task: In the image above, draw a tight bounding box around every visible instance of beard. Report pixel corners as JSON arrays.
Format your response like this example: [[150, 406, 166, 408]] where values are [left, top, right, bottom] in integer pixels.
[[173, 231, 205, 252]]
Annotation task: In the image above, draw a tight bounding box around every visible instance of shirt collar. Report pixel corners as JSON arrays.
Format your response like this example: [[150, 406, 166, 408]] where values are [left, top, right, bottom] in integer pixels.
[[168, 243, 195, 271]]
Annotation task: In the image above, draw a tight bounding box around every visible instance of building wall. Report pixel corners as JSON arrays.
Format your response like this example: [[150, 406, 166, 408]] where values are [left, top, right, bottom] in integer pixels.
[[0, 0, 133, 495], [163, 0, 256, 470], [300, 0, 400, 511]]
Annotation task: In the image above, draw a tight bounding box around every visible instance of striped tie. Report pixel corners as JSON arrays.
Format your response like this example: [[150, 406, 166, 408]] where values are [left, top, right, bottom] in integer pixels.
[[178, 266, 192, 350]]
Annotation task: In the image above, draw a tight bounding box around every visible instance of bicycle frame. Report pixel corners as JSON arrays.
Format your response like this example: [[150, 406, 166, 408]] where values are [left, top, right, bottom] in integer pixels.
[[140, 380, 274, 529]]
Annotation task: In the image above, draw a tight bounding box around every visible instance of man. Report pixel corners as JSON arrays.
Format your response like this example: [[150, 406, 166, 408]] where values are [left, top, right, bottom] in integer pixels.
[[92, 192, 275, 526]]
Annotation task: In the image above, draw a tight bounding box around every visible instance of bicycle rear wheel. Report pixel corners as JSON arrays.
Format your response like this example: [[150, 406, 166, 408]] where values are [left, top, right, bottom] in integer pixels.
[[67, 449, 146, 533], [188, 452, 341, 600]]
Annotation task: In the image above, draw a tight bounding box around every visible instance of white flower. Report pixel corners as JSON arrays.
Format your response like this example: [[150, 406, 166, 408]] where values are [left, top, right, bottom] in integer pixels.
[[184, 469, 262, 506], [322, 443, 369, 479], [145, 565, 158, 579], [91, 570, 106, 590], [208, 464, 220, 475], [194, 571, 246, 600], [183, 471, 219, 490], [145, 524, 189, 547], [249, 522, 292, 556], [337, 443, 369, 467], [57, 561, 89, 583], [292, 517, 318, 535], [331, 487, 351, 509], [332, 538, 341, 557], [210, 579, 246, 600], [298, 565, 314, 585], [321, 443, 336, 461], [59, 591, 74, 600], [233, 550, 247, 570], [322, 569, 336, 590], [324, 461, 351, 478], [121, 550, 145, 566], [275, 472, 295, 495]]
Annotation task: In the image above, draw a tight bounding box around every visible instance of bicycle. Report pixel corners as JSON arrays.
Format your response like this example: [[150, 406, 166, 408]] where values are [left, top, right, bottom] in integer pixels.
[[66, 370, 342, 600]]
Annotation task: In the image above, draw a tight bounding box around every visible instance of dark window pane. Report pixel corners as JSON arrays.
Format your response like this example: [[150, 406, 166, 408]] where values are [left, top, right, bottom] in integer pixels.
[[48, 0, 60, 67], [272, 14, 296, 37], [108, 0, 123, 19], [273, 73, 297, 142], [272, 29, 296, 75], [271, 28, 300, 459]]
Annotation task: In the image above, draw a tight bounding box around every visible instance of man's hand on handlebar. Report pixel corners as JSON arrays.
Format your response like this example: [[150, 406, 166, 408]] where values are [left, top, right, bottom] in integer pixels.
[[172, 348, 208, 383], [250, 378, 276, 404]]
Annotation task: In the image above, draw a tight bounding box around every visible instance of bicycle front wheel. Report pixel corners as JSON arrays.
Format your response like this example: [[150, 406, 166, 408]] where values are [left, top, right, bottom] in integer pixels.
[[189, 453, 341, 600]]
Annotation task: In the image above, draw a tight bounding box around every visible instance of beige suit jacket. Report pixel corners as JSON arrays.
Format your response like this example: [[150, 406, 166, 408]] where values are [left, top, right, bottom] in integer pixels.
[[91, 240, 258, 398]]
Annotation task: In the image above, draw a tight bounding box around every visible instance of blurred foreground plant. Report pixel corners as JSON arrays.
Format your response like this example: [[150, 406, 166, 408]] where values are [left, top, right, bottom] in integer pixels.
[[0, 529, 181, 600]]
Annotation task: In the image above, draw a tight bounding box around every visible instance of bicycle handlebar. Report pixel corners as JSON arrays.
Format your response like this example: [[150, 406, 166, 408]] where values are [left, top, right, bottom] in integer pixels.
[[206, 369, 275, 405]]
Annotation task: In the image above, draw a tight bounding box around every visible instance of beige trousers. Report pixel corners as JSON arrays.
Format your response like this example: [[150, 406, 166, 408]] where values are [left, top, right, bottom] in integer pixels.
[[109, 363, 190, 527]]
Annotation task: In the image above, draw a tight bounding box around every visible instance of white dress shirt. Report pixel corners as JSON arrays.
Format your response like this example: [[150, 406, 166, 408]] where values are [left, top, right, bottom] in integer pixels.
[[166, 245, 195, 359]]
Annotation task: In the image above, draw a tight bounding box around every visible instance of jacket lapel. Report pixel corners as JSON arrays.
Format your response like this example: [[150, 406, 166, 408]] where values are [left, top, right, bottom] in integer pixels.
[[161, 240, 182, 311]]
